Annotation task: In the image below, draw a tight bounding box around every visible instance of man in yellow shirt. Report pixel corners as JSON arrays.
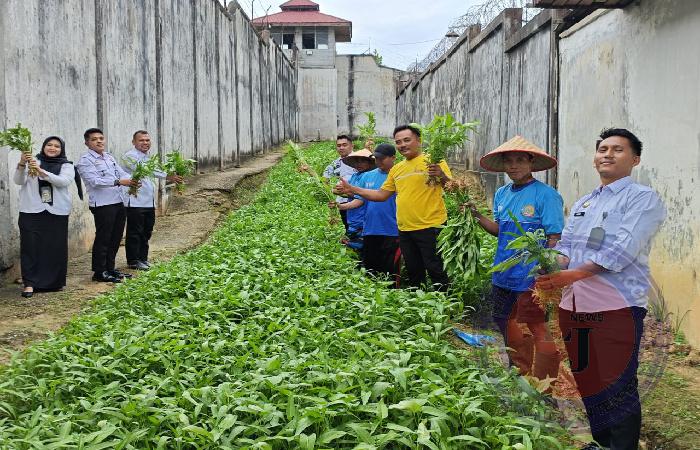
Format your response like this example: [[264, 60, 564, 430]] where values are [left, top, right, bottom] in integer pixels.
[[340, 125, 452, 290]]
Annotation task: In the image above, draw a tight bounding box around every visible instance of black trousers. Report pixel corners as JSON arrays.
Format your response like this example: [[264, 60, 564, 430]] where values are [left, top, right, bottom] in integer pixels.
[[89, 203, 126, 273], [19, 211, 68, 290], [362, 235, 401, 282], [340, 209, 348, 232], [398, 228, 449, 291], [126, 207, 156, 263]]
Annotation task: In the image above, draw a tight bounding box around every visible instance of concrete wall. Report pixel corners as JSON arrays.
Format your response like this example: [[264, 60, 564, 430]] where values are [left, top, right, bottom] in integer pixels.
[[298, 68, 337, 141], [396, 9, 558, 201], [336, 55, 400, 139], [557, 0, 700, 346], [0, 0, 298, 282]]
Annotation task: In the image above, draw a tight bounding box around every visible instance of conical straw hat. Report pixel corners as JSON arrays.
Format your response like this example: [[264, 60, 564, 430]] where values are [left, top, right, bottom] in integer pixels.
[[342, 148, 376, 169], [479, 136, 557, 172]]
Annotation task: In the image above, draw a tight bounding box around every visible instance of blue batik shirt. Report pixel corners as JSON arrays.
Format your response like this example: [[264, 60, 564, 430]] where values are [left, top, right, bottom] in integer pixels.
[[492, 179, 565, 292]]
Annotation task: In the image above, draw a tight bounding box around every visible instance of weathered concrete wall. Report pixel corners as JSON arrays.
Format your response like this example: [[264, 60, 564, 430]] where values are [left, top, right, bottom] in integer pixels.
[[298, 68, 337, 141], [557, 0, 700, 347], [396, 9, 556, 201], [336, 55, 400, 139], [0, 0, 297, 282]]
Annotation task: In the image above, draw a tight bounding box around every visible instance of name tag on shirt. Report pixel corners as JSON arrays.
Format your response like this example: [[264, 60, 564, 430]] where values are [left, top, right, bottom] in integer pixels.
[[40, 186, 53, 204], [574, 211, 585, 217]]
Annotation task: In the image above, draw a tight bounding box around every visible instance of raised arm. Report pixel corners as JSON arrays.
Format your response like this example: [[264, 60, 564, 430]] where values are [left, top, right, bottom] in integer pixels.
[[339, 177, 393, 202]]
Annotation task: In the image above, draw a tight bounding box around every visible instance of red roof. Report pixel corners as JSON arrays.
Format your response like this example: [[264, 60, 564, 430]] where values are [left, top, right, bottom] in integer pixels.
[[253, 1, 352, 42], [280, 0, 319, 10]]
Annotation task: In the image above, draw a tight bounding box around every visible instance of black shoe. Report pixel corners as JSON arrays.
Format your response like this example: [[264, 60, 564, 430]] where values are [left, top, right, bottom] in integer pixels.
[[580, 443, 603, 450], [128, 261, 150, 271], [109, 270, 133, 279], [92, 271, 122, 283], [142, 260, 152, 268], [21, 290, 33, 298]]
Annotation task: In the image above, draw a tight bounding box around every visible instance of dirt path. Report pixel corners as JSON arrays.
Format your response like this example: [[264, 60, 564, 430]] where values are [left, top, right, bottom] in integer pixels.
[[0, 151, 282, 364]]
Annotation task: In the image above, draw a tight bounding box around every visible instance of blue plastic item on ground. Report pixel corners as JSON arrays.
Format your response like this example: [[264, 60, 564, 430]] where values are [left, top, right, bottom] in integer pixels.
[[453, 329, 497, 347]]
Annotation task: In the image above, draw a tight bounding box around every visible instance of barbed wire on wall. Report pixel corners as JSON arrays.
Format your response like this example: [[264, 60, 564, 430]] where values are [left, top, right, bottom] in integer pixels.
[[407, 0, 542, 73]]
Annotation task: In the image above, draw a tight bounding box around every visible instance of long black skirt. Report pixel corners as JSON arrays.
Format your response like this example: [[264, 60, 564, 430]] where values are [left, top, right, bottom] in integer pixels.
[[19, 211, 69, 291]]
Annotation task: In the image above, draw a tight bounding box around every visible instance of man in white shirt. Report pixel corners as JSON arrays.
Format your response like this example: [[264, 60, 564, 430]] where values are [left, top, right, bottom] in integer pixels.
[[122, 130, 182, 270], [76, 128, 138, 283], [323, 135, 357, 231]]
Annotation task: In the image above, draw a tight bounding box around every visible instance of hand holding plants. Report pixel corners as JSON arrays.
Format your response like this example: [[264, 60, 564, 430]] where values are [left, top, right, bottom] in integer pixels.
[[536, 268, 594, 290]]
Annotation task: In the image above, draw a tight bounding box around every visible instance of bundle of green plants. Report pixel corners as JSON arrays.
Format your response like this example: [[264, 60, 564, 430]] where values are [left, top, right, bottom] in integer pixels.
[[438, 177, 484, 285], [0, 123, 38, 177], [414, 114, 478, 186], [356, 112, 377, 149], [490, 211, 562, 314], [287, 140, 340, 226], [0, 142, 569, 448], [125, 156, 161, 197], [163, 150, 197, 195]]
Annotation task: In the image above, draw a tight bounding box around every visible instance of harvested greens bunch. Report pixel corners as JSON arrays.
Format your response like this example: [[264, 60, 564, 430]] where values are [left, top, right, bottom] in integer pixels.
[[418, 114, 478, 186], [125, 156, 161, 198], [438, 177, 484, 284], [163, 150, 196, 195], [287, 141, 341, 226], [356, 111, 377, 149], [490, 211, 562, 314], [0, 123, 38, 177]]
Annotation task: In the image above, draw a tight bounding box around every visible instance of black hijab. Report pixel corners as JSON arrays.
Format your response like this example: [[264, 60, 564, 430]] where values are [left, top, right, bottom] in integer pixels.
[[35, 136, 84, 201]]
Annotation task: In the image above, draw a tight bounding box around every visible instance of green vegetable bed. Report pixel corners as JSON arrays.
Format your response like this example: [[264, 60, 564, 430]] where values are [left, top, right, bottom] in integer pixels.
[[0, 143, 568, 449]]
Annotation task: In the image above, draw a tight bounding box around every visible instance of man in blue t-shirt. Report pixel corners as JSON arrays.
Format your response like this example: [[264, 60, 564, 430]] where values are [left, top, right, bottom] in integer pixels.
[[469, 136, 564, 382], [359, 144, 400, 284]]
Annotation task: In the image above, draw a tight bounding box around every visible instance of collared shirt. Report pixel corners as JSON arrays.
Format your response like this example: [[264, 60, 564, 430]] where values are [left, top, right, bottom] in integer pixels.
[[555, 176, 666, 312], [380, 154, 452, 231], [75, 149, 129, 207], [121, 148, 166, 208], [323, 157, 357, 203], [346, 171, 369, 233], [13, 163, 74, 216], [492, 179, 564, 291]]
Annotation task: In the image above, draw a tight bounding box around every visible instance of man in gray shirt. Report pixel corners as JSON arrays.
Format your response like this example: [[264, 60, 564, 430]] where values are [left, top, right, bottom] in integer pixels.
[[76, 128, 138, 283]]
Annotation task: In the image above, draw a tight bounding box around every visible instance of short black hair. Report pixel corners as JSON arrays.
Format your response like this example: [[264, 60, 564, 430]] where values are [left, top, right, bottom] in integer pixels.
[[133, 130, 149, 140], [84, 127, 104, 141], [393, 124, 421, 138], [598, 128, 642, 156], [336, 134, 351, 142]]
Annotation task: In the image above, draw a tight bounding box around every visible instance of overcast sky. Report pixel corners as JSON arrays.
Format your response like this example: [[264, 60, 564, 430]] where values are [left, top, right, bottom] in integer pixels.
[[235, 0, 484, 70]]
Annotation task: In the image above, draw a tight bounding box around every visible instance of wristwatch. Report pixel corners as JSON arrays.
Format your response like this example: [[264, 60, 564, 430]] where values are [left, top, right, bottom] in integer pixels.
[[114, 179, 120, 186]]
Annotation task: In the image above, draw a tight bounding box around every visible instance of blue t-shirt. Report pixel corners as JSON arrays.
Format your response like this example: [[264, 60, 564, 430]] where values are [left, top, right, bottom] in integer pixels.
[[358, 168, 398, 237], [492, 179, 564, 291], [346, 171, 369, 233]]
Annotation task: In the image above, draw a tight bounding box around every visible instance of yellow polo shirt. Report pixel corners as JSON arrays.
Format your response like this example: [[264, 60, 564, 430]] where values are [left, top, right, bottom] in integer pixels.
[[381, 154, 452, 231]]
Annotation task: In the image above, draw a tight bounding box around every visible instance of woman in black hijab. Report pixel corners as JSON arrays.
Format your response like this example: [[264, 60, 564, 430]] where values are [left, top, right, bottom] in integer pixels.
[[13, 136, 82, 297]]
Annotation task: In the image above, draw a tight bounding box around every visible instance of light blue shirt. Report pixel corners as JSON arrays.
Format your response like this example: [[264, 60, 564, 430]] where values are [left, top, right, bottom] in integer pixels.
[[121, 148, 166, 208], [76, 150, 130, 207], [555, 176, 666, 312], [492, 180, 564, 291]]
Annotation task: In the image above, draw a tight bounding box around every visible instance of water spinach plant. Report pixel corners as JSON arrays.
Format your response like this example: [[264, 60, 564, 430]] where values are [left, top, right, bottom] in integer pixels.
[[163, 150, 197, 195], [356, 112, 377, 149], [438, 177, 484, 285], [490, 211, 562, 313], [0, 123, 38, 177], [414, 114, 478, 186], [125, 155, 161, 197], [0, 143, 569, 448]]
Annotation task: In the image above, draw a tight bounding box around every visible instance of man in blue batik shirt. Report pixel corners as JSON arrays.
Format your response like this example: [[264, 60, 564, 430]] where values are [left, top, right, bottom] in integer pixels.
[[537, 128, 666, 450], [470, 136, 564, 382]]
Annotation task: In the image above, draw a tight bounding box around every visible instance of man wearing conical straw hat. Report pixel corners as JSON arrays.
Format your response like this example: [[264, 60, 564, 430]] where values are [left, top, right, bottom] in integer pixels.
[[469, 136, 564, 382]]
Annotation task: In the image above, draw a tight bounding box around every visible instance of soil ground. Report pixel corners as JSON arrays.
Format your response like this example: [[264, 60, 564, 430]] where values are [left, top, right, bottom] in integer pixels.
[[0, 150, 282, 365]]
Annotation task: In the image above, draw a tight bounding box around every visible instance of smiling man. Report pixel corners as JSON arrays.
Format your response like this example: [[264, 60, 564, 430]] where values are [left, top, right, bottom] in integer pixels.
[[122, 130, 182, 270], [323, 135, 357, 232], [76, 128, 138, 283], [340, 125, 451, 290], [536, 128, 666, 450], [473, 136, 564, 383]]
